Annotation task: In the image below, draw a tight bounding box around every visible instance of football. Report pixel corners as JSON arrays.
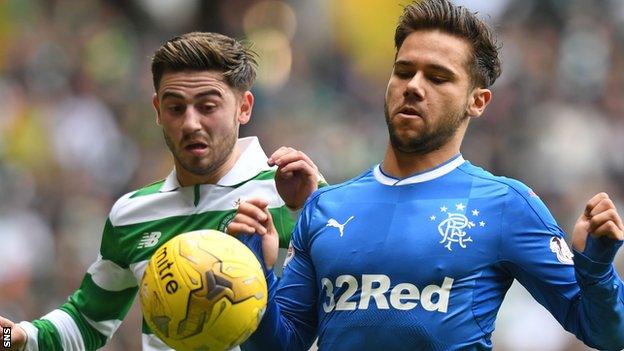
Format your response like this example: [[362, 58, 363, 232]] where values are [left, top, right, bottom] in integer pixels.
[[140, 229, 268, 351]]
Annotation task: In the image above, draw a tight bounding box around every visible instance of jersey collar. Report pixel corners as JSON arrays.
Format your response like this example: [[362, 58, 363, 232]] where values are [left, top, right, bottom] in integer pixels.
[[374, 154, 465, 186], [159, 136, 271, 192]]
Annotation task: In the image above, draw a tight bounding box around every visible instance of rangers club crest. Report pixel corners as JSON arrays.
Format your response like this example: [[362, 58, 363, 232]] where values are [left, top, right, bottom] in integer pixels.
[[430, 203, 486, 251]]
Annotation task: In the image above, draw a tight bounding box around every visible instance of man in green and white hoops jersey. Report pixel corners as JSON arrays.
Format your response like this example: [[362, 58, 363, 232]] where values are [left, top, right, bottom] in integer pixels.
[[0, 32, 324, 351]]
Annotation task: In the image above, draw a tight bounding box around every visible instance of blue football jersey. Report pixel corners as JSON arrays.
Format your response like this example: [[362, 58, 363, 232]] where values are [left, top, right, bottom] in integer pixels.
[[245, 155, 624, 351]]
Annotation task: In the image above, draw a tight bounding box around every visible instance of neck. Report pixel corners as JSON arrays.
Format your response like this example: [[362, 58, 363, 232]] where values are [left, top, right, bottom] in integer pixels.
[[381, 138, 462, 179], [175, 145, 241, 187]]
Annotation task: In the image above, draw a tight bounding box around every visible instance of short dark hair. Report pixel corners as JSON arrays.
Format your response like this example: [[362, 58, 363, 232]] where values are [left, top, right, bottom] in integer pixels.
[[151, 32, 258, 92], [395, 0, 501, 88]]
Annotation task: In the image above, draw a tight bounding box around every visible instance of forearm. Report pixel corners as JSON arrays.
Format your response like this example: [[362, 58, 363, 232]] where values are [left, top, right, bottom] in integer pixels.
[[243, 273, 312, 351], [17, 269, 137, 351], [568, 237, 624, 349], [18, 304, 108, 351]]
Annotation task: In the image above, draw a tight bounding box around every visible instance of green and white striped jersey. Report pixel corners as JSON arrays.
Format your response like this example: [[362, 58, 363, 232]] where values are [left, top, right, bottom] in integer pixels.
[[19, 137, 301, 351]]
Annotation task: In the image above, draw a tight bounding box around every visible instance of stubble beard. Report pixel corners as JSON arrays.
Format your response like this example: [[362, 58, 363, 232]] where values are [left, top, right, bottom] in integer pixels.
[[163, 128, 237, 177], [384, 101, 466, 155]]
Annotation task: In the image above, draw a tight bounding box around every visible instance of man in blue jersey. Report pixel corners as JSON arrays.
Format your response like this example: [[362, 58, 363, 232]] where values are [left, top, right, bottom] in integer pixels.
[[228, 0, 624, 350]]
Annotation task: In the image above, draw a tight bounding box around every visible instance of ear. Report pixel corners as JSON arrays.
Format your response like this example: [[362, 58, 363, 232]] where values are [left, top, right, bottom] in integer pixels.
[[237, 91, 254, 125], [466, 88, 492, 118], [152, 93, 162, 125]]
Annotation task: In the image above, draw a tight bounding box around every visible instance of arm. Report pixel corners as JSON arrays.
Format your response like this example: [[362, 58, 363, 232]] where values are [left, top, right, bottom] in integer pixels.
[[228, 199, 318, 351], [500, 190, 624, 350], [9, 219, 137, 351], [569, 193, 624, 347]]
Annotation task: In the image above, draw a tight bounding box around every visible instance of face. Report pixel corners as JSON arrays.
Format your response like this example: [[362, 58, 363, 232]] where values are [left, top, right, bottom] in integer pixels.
[[153, 71, 252, 179], [384, 29, 487, 154]]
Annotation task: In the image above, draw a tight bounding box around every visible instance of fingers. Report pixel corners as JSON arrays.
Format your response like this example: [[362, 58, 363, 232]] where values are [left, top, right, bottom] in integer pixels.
[[278, 159, 318, 179], [269, 147, 318, 173], [0, 317, 27, 350], [268, 146, 295, 166], [226, 198, 274, 236], [225, 198, 279, 268], [589, 209, 624, 240], [240, 199, 270, 222], [584, 192, 610, 218], [584, 193, 624, 241], [0, 316, 15, 327], [228, 213, 268, 235]]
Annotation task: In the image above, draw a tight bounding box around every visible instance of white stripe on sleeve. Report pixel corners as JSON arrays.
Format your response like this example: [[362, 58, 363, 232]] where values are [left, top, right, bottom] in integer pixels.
[[41, 310, 86, 351], [82, 315, 121, 339], [17, 321, 39, 351], [87, 255, 137, 291]]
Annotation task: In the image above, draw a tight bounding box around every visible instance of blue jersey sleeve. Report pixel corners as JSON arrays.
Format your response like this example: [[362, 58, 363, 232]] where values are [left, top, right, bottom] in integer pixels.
[[243, 201, 318, 351], [498, 186, 624, 350]]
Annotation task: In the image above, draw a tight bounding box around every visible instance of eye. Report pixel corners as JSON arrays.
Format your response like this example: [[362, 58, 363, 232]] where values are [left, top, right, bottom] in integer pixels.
[[198, 103, 217, 114], [167, 104, 185, 114], [429, 75, 449, 84], [394, 69, 413, 79]]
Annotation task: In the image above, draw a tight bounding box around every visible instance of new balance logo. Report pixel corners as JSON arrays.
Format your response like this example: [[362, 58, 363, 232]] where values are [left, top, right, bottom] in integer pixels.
[[326, 216, 355, 237], [137, 232, 162, 249]]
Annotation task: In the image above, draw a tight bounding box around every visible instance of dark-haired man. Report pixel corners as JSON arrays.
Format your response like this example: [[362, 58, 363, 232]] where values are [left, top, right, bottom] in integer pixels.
[[0, 32, 323, 351], [230, 1, 624, 350]]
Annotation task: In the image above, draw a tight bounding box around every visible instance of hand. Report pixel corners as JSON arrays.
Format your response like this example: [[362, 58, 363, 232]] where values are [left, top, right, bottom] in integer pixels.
[[268, 147, 319, 210], [0, 315, 26, 350], [226, 198, 279, 269], [572, 192, 624, 252]]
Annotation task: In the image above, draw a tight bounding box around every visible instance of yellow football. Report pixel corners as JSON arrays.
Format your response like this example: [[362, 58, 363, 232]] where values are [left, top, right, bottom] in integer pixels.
[[140, 229, 267, 351]]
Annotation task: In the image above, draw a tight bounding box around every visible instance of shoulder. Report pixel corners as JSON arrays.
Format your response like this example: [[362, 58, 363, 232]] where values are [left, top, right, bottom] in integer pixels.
[[109, 179, 166, 226], [231, 169, 277, 188], [458, 162, 540, 200], [295, 168, 375, 234], [305, 168, 374, 206], [459, 162, 559, 231]]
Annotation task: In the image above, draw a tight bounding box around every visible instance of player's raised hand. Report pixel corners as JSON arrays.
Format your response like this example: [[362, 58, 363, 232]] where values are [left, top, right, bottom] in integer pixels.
[[572, 192, 624, 253], [226, 198, 279, 269], [0, 315, 26, 350], [268, 147, 319, 210]]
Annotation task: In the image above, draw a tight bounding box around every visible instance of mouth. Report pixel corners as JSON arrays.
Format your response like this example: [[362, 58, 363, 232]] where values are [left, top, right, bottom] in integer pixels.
[[397, 106, 423, 119], [184, 141, 208, 156]]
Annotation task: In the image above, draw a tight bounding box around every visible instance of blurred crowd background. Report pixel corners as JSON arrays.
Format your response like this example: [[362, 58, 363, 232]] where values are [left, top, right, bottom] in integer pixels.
[[1, 0, 623, 350]]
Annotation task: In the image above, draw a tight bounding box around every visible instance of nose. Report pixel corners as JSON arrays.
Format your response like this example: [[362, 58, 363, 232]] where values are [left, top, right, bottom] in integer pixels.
[[404, 71, 425, 100], [181, 107, 202, 134]]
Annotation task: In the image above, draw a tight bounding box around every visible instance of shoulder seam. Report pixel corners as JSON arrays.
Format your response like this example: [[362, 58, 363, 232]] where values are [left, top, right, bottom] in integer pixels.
[[129, 179, 166, 199], [306, 169, 372, 204], [456, 166, 560, 236], [296, 169, 372, 251], [109, 191, 136, 227]]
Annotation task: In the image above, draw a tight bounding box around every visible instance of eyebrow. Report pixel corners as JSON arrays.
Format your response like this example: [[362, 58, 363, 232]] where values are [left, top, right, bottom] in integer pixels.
[[394, 60, 457, 77], [161, 89, 223, 101]]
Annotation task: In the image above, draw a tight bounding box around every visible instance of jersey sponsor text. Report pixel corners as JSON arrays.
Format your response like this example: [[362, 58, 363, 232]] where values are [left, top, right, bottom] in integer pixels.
[[321, 274, 454, 313]]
